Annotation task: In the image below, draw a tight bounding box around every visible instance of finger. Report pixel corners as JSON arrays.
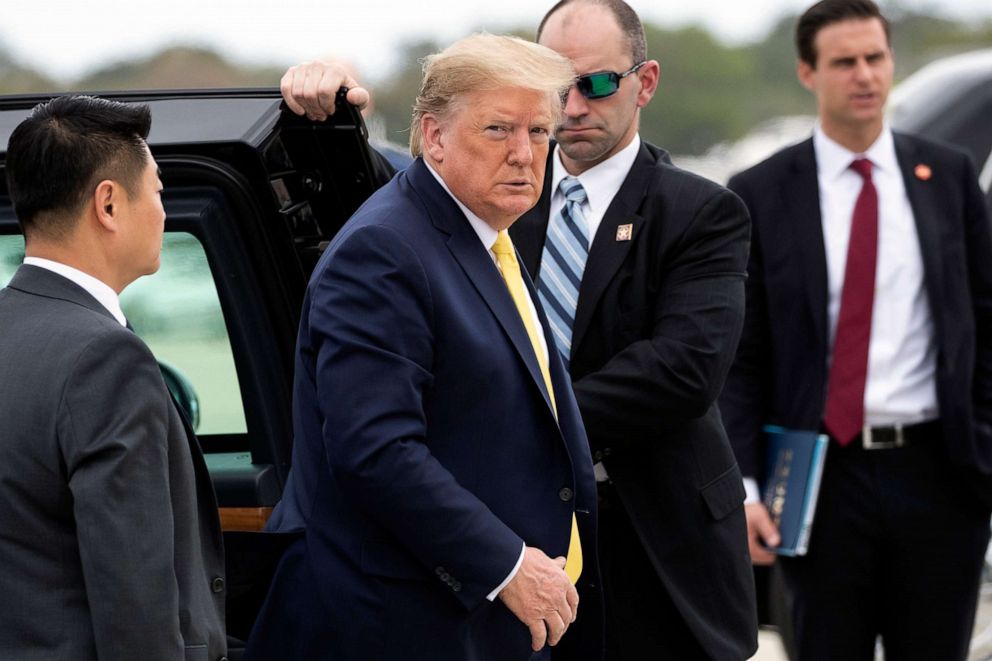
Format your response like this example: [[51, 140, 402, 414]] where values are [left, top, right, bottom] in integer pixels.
[[565, 583, 579, 622], [293, 65, 320, 119], [554, 589, 571, 627], [545, 610, 568, 647], [301, 65, 329, 121], [315, 68, 352, 118], [758, 519, 781, 549], [345, 86, 371, 112], [749, 539, 777, 566], [746, 505, 780, 545], [552, 555, 567, 569], [280, 68, 306, 116], [528, 620, 547, 652]]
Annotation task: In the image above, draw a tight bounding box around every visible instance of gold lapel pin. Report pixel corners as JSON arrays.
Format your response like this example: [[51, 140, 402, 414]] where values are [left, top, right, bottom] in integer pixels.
[[616, 224, 633, 241], [914, 164, 932, 181]]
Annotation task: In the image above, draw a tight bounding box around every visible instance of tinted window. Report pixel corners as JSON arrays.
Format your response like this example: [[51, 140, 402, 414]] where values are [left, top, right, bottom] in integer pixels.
[[0, 232, 247, 436]]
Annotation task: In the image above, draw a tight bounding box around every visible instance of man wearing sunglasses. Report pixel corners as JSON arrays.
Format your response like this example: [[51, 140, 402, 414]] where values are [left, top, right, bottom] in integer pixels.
[[279, 1, 757, 658], [522, 3, 757, 660]]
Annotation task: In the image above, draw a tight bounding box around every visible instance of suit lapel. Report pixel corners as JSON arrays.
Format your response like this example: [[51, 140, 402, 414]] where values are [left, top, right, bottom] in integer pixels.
[[570, 144, 651, 356], [893, 132, 945, 346], [787, 140, 830, 357], [405, 160, 558, 417]]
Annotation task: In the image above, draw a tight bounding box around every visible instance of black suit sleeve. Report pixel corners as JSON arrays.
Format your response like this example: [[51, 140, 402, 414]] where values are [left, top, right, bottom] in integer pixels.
[[719, 172, 773, 479], [571, 185, 750, 449]]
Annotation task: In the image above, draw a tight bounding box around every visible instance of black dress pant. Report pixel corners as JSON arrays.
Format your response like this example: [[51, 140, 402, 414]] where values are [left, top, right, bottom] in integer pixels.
[[596, 481, 710, 661], [779, 429, 990, 661]]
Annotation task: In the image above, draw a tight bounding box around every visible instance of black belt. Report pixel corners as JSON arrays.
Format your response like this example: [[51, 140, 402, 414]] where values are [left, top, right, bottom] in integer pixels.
[[849, 419, 940, 450]]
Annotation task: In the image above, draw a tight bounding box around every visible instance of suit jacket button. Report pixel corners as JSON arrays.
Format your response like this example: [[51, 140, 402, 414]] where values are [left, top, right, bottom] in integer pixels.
[[435, 566, 445, 576], [218, 657, 229, 661], [593, 451, 603, 462], [452, 581, 462, 592], [559, 487, 574, 502], [211, 577, 225, 593], [440, 572, 451, 582]]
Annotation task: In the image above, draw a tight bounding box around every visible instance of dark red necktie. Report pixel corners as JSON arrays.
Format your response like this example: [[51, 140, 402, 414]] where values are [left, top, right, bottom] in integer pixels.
[[823, 158, 878, 446]]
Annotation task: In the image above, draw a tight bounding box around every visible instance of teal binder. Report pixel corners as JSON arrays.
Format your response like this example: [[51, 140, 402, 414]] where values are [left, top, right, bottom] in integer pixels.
[[761, 426, 830, 556]]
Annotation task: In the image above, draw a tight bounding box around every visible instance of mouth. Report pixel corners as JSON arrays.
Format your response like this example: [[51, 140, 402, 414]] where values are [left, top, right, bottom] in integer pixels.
[[850, 92, 878, 105], [500, 180, 534, 190], [558, 126, 597, 136]]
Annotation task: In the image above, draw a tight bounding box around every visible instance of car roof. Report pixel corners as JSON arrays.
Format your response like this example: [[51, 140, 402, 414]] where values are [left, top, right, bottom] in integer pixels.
[[0, 89, 292, 154], [890, 49, 992, 133]]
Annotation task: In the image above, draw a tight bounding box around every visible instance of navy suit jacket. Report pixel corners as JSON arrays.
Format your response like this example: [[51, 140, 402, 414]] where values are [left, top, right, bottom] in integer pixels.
[[722, 134, 992, 506], [247, 158, 599, 660]]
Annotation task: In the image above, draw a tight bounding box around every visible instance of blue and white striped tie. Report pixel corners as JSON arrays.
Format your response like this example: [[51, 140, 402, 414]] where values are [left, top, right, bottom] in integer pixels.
[[538, 176, 589, 366]]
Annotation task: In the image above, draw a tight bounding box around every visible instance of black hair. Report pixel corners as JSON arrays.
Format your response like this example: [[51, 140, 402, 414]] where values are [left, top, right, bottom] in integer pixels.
[[796, 0, 890, 67], [5, 94, 152, 239]]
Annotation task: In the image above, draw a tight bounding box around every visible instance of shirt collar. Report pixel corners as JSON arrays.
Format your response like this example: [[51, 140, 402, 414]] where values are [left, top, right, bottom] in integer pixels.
[[424, 161, 499, 252], [23, 256, 127, 326], [551, 134, 641, 212], [813, 123, 899, 180]]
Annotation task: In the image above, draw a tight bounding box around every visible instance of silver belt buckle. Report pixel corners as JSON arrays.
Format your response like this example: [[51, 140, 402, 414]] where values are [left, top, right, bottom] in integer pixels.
[[861, 423, 905, 450]]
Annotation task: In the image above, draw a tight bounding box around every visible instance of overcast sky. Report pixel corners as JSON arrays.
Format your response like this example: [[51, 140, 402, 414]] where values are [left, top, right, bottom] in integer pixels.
[[3, 0, 990, 82]]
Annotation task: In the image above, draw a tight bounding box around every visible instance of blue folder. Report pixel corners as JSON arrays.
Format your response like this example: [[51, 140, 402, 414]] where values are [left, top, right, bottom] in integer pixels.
[[761, 426, 830, 556]]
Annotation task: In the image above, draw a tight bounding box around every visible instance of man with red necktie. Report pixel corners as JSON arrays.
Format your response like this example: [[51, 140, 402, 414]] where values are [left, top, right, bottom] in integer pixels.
[[721, 1, 992, 659]]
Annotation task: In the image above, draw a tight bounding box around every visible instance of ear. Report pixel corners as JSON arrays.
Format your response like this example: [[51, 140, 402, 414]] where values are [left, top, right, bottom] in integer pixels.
[[635, 60, 660, 108], [92, 179, 120, 232], [421, 113, 446, 163], [797, 59, 816, 93]]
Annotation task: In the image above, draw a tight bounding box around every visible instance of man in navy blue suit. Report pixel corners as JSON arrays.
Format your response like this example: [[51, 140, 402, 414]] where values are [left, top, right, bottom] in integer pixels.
[[246, 34, 601, 661]]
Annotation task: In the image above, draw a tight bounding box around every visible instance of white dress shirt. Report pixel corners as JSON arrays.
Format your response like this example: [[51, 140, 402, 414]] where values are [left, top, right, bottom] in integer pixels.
[[815, 124, 938, 427], [549, 134, 641, 248], [23, 257, 127, 327], [744, 125, 940, 504]]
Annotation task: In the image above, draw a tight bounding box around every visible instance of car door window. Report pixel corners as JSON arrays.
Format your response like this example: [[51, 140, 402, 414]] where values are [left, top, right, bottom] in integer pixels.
[[0, 232, 247, 436]]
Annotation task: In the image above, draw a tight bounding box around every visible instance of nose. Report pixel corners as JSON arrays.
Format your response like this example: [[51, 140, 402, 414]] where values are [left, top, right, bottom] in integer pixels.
[[563, 85, 589, 119], [853, 57, 873, 81], [507, 129, 534, 166]]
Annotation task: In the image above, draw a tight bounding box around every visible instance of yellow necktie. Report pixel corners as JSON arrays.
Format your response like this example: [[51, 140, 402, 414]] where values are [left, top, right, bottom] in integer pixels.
[[492, 230, 582, 584]]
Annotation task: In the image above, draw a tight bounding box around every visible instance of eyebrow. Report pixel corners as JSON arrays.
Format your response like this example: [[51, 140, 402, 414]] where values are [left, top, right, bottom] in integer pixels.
[[829, 49, 886, 64]]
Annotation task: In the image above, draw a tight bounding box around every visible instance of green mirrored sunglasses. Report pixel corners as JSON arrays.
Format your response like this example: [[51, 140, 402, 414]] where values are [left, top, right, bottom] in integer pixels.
[[574, 61, 647, 99]]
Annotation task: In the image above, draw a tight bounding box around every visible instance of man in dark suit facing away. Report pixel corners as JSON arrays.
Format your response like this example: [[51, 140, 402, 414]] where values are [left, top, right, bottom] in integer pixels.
[[721, 1, 992, 659], [0, 95, 227, 661], [279, 2, 759, 658]]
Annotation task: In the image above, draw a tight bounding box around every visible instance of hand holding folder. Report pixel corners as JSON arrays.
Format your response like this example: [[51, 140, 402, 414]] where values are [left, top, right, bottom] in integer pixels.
[[760, 426, 830, 557]]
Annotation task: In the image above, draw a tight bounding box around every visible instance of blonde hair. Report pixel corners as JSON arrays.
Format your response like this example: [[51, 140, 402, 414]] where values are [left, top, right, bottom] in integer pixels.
[[409, 33, 575, 157]]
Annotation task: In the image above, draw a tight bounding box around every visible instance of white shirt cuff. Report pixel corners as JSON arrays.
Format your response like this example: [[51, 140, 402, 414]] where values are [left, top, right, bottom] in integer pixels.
[[487, 542, 526, 601], [743, 477, 761, 505]]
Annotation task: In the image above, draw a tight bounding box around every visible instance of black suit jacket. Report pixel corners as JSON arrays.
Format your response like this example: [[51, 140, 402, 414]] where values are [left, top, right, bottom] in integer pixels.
[[722, 133, 992, 507], [511, 141, 759, 660]]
